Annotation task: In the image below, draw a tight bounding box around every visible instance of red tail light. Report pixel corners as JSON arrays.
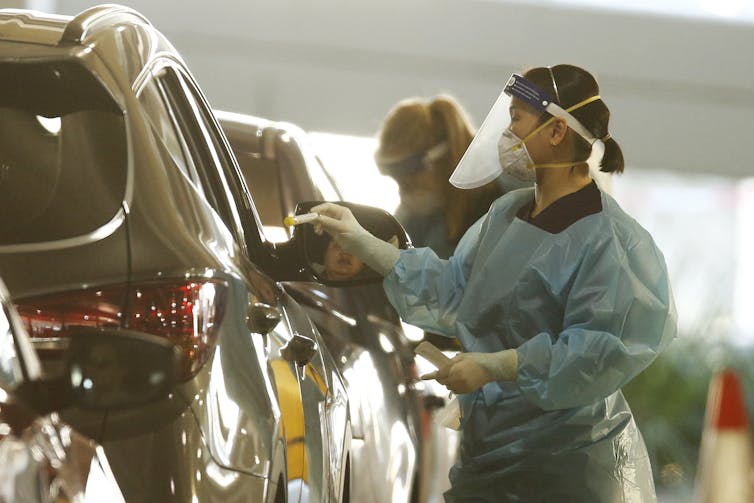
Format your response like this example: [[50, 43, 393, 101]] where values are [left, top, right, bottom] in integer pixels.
[[14, 279, 227, 380]]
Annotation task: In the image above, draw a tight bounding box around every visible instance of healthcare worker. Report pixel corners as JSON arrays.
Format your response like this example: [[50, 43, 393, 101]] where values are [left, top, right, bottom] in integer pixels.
[[374, 95, 505, 259], [310, 64, 677, 502]]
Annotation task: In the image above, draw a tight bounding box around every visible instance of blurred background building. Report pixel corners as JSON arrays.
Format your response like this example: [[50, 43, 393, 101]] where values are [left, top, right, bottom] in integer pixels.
[[7, 0, 754, 500]]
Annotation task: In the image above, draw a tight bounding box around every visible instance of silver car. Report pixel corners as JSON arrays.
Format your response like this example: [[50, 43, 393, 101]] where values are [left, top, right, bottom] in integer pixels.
[[217, 111, 459, 503], [0, 5, 413, 502]]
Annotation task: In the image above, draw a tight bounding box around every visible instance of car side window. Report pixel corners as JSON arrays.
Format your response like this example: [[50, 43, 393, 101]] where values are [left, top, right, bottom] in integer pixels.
[[136, 78, 196, 183], [150, 64, 247, 245], [309, 155, 341, 202], [243, 131, 343, 244]]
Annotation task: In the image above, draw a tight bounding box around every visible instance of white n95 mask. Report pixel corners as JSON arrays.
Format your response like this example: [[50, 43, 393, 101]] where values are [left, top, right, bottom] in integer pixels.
[[497, 129, 536, 183]]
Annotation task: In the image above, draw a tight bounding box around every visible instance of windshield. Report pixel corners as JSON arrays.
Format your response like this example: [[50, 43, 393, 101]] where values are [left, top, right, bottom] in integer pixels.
[[0, 60, 126, 245]]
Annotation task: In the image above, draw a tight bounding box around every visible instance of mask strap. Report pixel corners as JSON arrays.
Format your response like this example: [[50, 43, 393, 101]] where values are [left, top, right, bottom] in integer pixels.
[[515, 94, 602, 151], [565, 95, 601, 113], [517, 95, 604, 170], [511, 94, 604, 170], [512, 117, 555, 151], [546, 95, 602, 144], [531, 159, 590, 169]]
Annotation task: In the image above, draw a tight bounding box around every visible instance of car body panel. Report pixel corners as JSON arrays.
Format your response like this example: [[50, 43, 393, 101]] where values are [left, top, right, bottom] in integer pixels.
[[0, 9, 67, 46], [0, 278, 128, 503], [0, 6, 350, 502]]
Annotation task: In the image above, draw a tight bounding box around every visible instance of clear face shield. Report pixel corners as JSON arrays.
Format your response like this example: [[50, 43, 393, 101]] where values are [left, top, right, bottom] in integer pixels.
[[449, 73, 603, 190]]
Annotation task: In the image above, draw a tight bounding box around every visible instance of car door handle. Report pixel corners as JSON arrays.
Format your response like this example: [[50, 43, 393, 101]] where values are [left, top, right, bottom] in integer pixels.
[[280, 334, 318, 366], [247, 302, 282, 335]]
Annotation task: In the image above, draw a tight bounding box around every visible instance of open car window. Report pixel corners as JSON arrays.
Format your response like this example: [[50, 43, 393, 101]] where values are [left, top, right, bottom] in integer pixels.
[[229, 125, 342, 244], [0, 61, 126, 246]]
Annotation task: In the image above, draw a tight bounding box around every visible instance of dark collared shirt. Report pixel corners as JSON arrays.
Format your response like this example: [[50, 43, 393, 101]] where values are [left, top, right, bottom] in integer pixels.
[[516, 180, 602, 234]]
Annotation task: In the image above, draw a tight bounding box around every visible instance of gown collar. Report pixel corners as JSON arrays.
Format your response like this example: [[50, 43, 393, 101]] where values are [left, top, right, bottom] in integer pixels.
[[515, 180, 602, 234]]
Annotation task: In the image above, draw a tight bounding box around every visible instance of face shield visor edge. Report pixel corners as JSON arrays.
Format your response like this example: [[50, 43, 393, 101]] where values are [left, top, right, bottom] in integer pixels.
[[449, 73, 604, 190]]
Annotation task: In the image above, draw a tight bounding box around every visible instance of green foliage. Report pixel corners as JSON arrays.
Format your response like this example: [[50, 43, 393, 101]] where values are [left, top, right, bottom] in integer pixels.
[[623, 338, 754, 491]]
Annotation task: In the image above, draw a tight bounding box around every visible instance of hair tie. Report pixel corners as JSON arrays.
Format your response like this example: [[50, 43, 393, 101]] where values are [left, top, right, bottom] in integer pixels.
[[601, 133, 612, 142]]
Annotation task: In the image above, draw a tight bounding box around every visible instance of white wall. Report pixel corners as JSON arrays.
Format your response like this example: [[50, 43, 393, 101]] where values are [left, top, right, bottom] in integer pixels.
[[49, 0, 754, 177]]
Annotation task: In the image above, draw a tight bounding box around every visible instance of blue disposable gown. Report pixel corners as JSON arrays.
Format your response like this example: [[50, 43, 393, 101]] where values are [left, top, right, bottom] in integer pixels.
[[395, 204, 456, 259], [384, 187, 677, 502]]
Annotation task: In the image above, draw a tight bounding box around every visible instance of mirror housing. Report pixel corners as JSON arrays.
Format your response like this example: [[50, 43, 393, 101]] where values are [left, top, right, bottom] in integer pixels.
[[288, 201, 411, 286]]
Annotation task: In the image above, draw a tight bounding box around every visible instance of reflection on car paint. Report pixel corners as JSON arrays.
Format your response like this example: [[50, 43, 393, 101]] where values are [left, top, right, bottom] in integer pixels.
[[0, 412, 126, 503], [269, 358, 307, 499]]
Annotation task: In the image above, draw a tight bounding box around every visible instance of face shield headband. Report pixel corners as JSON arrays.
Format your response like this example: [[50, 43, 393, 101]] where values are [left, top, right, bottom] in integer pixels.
[[377, 142, 448, 178], [504, 73, 601, 146]]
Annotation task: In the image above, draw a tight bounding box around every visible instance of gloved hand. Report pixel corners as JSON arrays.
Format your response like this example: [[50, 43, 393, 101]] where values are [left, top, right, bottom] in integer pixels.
[[310, 203, 400, 276], [421, 350, 518, 394]]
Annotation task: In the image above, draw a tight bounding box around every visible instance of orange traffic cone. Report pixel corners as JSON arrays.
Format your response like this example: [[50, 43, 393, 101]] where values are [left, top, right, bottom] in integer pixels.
[[694, 369, 754, 503]]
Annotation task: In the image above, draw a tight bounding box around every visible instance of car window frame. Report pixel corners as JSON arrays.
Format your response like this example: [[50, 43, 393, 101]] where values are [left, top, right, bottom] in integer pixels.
[[135, 72, 205, 196], [166, 66, 272, 261], [144, 61, 254, 252]]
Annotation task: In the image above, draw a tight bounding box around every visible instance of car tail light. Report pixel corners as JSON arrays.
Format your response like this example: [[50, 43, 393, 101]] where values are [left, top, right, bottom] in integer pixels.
[[14, 279, 227, 380]]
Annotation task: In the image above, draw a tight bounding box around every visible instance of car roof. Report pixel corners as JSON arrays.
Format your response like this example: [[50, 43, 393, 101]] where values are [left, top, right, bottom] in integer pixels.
[[0, 5, 150, 46], [0, 5, 176, 91]]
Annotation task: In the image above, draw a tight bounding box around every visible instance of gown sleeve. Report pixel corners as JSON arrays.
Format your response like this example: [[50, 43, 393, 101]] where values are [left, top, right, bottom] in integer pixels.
[[382, 215, 486, 337], [515, 231, 678, 410]]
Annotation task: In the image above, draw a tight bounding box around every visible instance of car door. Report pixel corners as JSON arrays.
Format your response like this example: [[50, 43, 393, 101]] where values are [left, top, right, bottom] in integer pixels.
[[223, 118, 421, 502], [139, 62, 346, 501]]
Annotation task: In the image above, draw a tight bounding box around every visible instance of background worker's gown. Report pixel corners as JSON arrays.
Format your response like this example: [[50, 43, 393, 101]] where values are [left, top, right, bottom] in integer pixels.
[[383, 183, 677, 502]]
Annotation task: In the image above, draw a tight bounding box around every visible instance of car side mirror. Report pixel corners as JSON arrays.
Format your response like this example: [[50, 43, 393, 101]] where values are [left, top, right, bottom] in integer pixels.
[[291, 201, 411, 286]]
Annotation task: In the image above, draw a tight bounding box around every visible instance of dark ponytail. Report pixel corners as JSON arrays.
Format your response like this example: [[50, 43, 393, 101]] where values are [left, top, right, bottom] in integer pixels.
[[601, 136, 624, 174], [523, 64, 625, 174]]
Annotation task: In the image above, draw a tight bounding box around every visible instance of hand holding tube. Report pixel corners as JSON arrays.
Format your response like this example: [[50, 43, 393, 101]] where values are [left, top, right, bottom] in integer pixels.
[[421, 350, 518, 394], [309, 203, 366, 246], [308, 203, 400, 276]]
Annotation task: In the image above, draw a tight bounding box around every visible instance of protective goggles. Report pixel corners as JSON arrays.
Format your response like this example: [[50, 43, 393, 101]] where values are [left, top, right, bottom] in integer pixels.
[[377, 142, 448, 178], [504, 73, 601, 145]]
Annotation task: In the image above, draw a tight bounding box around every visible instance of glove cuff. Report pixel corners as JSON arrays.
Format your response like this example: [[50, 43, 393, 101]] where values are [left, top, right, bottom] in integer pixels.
[[346, 230, 401, 276], [479, 349, 519, 382]]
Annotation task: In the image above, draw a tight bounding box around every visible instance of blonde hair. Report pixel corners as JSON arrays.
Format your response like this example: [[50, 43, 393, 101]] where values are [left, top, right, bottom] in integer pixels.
[[375, 95, 502, 241]]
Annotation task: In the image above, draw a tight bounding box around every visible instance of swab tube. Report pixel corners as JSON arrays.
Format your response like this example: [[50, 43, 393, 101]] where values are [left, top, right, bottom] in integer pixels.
[[283, 213, 318, 227]]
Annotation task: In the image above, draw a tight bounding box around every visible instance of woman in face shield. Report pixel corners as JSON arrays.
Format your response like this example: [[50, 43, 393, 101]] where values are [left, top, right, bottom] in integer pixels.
[[374, 95, 506, 259], [309, 64, 677, 502]]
